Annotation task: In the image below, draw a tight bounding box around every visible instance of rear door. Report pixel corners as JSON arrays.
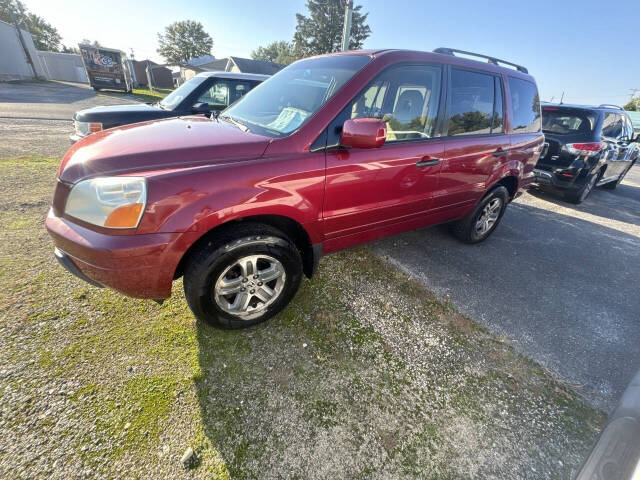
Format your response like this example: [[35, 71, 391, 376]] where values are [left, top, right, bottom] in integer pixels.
[[434, 68, 510, 211], [506, 76, 543, 186], [323, 63, 446, 239]]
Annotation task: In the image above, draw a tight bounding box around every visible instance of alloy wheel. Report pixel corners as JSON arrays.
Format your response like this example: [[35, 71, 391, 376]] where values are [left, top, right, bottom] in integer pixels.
[[214, 254, 286, 320], [474, 198, 502, 237]]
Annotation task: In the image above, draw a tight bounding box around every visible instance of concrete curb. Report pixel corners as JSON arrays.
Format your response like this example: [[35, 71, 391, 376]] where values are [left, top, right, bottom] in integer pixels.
[[575, 369, 640, 479]]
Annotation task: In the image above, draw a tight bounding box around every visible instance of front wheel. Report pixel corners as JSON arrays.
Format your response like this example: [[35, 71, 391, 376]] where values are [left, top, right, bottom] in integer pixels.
[[183, 224, 303, 329], [451, 186, 509, 244]]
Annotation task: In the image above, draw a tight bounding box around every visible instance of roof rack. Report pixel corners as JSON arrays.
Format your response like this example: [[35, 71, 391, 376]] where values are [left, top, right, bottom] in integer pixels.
[[433, 47, 528, 74], [598, 104, 624, 110]]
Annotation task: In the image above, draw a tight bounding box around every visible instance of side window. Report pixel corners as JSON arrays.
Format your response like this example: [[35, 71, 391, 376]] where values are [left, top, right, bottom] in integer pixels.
[[229, 81, 254, 105], [349, 64, 442, 142], [448, 69, 495, 136], [508, 77, 541, 133], [197, 80, 230, 109], [623, 115, 634, 140], [601, 113, 623, 139], [493, 77, 504, 133]]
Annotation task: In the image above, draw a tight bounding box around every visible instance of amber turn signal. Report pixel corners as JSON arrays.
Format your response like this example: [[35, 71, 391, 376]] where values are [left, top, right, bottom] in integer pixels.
[[104, 203, 144, 228]]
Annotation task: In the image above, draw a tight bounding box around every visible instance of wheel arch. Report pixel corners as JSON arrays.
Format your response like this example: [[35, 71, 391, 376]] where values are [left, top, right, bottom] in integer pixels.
[[173, 214, 319, 281]]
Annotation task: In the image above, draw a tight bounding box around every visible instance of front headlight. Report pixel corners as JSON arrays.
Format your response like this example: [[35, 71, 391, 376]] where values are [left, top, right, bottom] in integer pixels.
[[65, 177, 147, 229], [74, 120, 103, 136]]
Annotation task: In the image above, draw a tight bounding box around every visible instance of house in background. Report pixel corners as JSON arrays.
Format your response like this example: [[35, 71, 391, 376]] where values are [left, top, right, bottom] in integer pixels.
[[628, 111, 640, 135], [197, 56, 284, 75]]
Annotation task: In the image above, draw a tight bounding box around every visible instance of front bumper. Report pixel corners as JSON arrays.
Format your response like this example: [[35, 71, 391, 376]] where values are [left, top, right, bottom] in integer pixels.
[[45, 209, 197, 299]]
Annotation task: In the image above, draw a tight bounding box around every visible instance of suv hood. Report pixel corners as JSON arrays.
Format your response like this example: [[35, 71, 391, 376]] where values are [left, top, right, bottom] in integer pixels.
[[74, 103, 175, 128], [59, 116, 271, 184]]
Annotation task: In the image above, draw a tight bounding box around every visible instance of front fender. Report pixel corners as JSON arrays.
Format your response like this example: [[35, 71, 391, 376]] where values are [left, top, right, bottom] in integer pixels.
[[141, 153, 326, 243]]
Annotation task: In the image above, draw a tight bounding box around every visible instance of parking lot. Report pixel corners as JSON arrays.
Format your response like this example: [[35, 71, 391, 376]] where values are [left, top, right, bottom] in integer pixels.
[[0, 80, 635, 477], [2, 81, 638, 412]]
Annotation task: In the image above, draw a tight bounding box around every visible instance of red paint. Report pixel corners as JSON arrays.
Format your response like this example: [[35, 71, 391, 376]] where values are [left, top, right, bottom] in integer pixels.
[[46, 49, 543, 299]]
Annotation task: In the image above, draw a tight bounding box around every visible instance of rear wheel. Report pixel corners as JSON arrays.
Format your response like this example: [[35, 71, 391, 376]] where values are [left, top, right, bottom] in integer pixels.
[[183, 224, 303, 329], [601, 161, 635, 190], [451, 186, 509, 244], [565, 169, 601, 204]]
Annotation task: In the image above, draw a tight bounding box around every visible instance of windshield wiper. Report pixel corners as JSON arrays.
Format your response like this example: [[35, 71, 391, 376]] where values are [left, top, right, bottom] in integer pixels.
[[220, 115, 249, 132]]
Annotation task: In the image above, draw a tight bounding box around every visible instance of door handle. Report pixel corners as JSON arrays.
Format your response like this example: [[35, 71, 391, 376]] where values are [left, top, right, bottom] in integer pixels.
[[493, 149, 508, 157], [416, 157, 440, 168]]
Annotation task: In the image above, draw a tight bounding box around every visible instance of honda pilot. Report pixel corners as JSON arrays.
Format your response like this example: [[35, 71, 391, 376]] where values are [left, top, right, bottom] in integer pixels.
[[46, 48, 544, 328]]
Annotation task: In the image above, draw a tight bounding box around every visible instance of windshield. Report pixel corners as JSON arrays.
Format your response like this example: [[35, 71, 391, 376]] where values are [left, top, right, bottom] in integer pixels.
[[542, 108, 595, 135], [222, 55, 371, 137], [160, 76, 206, 110]]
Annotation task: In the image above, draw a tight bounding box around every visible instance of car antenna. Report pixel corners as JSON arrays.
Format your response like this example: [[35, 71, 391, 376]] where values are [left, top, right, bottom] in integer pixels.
[[559, 92, 564, 104]]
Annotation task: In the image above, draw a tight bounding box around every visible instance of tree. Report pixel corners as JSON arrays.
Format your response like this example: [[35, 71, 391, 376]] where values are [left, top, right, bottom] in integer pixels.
[[624, 97, 639, 111], [251, 40, 298, 65], [157, 20, 213, 63], [25, 13, 61, 51], [0, 0, 61, 51], [293, 0, 371, 57], [80, 39, 102, 47]]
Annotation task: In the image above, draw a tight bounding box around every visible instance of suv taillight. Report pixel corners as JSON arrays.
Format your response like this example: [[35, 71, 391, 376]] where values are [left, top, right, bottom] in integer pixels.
[[565, 142, 604, 157]]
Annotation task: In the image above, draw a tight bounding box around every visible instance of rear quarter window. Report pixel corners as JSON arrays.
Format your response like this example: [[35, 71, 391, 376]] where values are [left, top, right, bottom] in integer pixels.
[[508, 77, 541, 133]]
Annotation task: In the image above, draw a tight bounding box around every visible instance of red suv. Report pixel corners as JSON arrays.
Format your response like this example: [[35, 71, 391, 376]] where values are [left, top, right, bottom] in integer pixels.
[[46, 48, 544, 328]]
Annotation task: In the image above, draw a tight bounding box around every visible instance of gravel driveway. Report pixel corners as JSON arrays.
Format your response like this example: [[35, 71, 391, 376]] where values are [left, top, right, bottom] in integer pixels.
[[373, 166, 640, 411]]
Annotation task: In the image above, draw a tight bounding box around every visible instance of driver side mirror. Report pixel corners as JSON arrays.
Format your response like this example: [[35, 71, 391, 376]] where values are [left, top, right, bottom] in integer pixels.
[[191, 102, 211, 115], [340, 118, 387, 149]]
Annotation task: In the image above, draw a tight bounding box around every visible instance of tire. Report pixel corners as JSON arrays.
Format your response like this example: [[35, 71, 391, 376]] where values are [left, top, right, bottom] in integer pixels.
[[92, 87, 101, 91], [451, 186, 509, 244], [183, 223, 303, 329], [601, 161, 635, 190], [565, 169, 601, 204]]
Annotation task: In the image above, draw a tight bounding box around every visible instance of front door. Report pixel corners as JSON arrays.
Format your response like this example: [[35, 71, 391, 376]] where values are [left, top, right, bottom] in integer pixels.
[[322, 63, 445, 240]]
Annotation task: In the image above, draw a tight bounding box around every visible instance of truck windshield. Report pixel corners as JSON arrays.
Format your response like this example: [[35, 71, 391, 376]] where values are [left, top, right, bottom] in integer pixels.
[[160, 76, 206, 110], [222, 55, 371, 137]]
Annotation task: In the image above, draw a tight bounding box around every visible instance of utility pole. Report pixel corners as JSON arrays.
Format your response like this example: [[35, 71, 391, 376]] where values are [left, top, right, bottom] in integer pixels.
[[341, 0, 353, 51], [629, 88, 639, 102], [9, 6, 38, 79]]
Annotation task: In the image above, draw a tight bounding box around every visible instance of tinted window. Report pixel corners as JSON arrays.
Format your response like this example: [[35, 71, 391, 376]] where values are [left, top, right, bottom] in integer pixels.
[[493, 77, 504, 133], [508, 77, 541, 133], [448, 69, 496, 136], [601, 113, 623, 139], [541, 109, 595, 135], [349, 64, 442, 141], [622, 115, 634, 140]]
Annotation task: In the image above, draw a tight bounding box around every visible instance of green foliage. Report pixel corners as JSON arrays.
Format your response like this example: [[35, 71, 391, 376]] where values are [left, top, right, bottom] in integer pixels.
[[251, 40, 298, 65], [293, 0, 371, 57], [0, 0, 61, 51], [80, 38, 102, 47], [157, 20, 213, 63], [624, 97, 639, 111]]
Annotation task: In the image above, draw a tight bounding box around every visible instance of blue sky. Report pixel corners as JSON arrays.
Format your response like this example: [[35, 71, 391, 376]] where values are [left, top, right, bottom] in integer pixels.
[[24, 0, 639, 106]]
